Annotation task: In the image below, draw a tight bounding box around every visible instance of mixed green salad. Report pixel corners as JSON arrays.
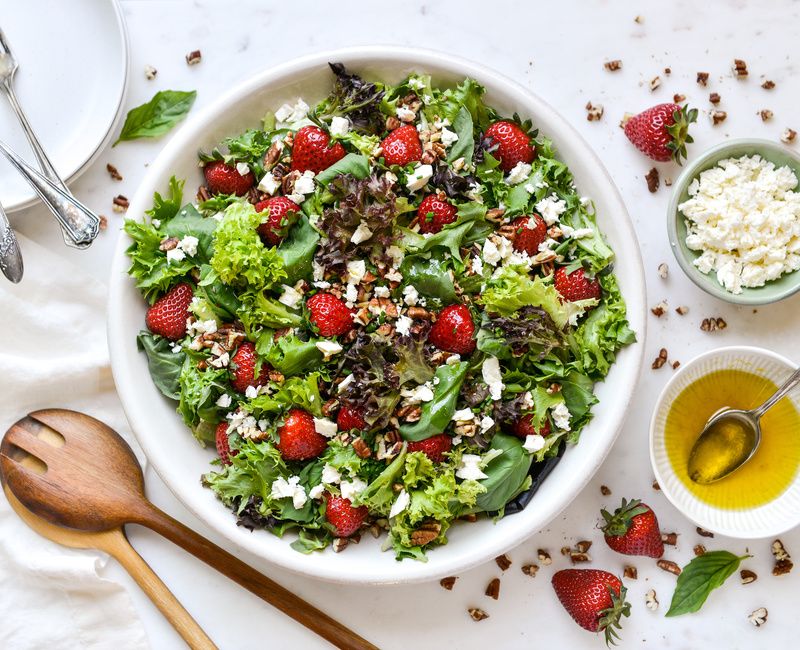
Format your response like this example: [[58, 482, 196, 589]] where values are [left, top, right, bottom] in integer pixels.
[[126, 63, 634, 560]]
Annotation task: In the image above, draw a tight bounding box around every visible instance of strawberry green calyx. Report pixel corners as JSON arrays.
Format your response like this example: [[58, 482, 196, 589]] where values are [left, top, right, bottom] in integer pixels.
[[666, 105, 698, 165], [600, 498, 650, 537], [598, 585, 631, 647]]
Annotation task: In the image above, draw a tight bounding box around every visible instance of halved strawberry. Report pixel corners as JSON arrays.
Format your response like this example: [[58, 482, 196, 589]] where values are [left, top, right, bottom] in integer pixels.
[[290, 125, 345, 174], [276, 408, 328, 461], [484, 121, 534, 172], [417, 194, 458, 234], [511, 214, 547, 256], [230, 341, 269, 394], [255, 196, 301, 246], [512, 414, 551, 438], [554, 267, 601, 302], [380, 124, 422, 166], [428, 304, 476, 355], [145, 282, 193, 341], [306, 292, 354, 337], [407, 434, 452, 463], [325, 494, 368, 537], [204, 160, 255, 196], [336, 405, 367, 431]]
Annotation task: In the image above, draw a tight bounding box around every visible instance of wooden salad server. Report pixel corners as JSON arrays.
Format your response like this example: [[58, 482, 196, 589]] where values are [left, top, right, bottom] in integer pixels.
[[0, 409, 378, 650]]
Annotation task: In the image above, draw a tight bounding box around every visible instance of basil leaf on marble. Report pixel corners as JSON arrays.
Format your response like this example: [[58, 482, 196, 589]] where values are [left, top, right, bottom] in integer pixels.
[[115, 90, 197, 145], [666, 551, 750, 617]]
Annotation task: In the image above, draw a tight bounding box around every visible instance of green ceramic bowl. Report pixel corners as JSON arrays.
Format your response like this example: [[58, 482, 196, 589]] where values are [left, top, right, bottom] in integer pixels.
[[667, 139, 800, 305]]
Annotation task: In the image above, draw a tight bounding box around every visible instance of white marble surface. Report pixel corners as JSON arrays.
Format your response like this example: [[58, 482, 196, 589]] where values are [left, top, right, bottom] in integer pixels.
[[8, 0, 800, 647]]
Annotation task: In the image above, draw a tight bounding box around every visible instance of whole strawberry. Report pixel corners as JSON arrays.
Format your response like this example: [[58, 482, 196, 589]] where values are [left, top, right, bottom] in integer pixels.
[[277, 408, 328, 461], [417, 194, 457, 234], [290, 125, 345, 174], [306, 292, 354, 337], [512, 413, 551, 438], [380, 124, 422, 166], [554, 267, 601, 302], [511, 214, 547, 256], [145, 282, 193, 340], [215, 421, 236, 465], [624, 103, 697, 164], [325, 494, 368, 537], [428, 304, 476, 355], [230, 341, 270, 393], [256, 196, 301, 246], [203, 160, 255, 196], [551, 569, 630, 644], [484, 120, 534, 172], [336, 405, 367, 431], [600, 498, 664, 558], [407, 433, 452, 463]]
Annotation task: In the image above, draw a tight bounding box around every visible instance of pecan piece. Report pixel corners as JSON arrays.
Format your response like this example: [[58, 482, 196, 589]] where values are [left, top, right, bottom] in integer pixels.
[[440, 576, 457, 590], [495, 554, 512, 571], [485, 577, 501, 600]]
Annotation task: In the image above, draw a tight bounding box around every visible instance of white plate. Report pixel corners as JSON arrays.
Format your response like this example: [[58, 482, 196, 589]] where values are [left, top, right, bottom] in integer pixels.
[[0, 0, 128, 212], [108, 47, 646, 584]]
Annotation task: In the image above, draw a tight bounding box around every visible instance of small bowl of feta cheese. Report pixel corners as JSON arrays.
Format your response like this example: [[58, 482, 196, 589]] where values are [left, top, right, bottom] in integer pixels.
[[667, 139, 800, 304]]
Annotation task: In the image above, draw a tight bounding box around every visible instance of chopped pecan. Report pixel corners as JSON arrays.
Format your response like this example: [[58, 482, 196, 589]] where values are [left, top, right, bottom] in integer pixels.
[[485, 207, 506, 222], [159, 237, 179, 251], [709, 92, 721, 105], [740, 569, 757, 584], [661, 532, 679, 546], [485, 578, 501, 600], [604, 59, 622, 72], [185, 49, 202, 65], [586, 102, 604, 121], [468, 608, 489, 622], [652, 348, 668, 370], [106, 163, 122, 181], [696, 71, 710, 86], [521, 564, 539, 577], [538, 549, 552, 565], [649, 76, 661, 91], [696, 526, 714, 538], [264, 141, 283, 169], [645, 167, 660, 193], [762, 79, 776, 90], [673, 93, 686, 103], [351, 437, 372, 459], [781, 128, 797, 144], [710, 110, 728, 125], [759, 109, 774, 122], [440, 576, 457, 590], [112, 195, 129, 212], [385, 116, 401, 131], [623, 565, 638, 580], [600, 484, 612, 496], [700, 317, 727, 332], [693, 544, 706, 556], [657, 559, 682, 575], [495, 554, 512, 571], [407, 306, 431, 320], [732, 58, 748, 78], [410, 521, 441, 546]]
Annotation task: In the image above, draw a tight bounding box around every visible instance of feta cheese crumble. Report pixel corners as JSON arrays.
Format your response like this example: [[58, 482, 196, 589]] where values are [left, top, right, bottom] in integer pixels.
[[315, 340, 343, 359], [506, 162, 532, 185], [536, 195, 568, 225], [278, 284, 303, 308], [274, 99, 310, 125], [351, 222, 373, 244], [178, 235, 199, 257], [481, 356, 505, 401], [313, 417, 338, 438], [236, 162, 251, 177], [679, 154, 800, 294], [551, 402, 572, 431], [452, 407, 474, 422], [400, 382, 435, 404], [346, 259, 367, 285], [270, 476, 307, 509], [440, 127, 459, 147], [395, 314, 413, 336], [340, 478, 367, 501], [321, 463, 342, 485], [523, 434, 546, 453], [329, 116, 350, 136], [389, 489, 410, 518], [258, 172, 281, 195], [405, 164, 433, 192], [456, 454, 488, 481]]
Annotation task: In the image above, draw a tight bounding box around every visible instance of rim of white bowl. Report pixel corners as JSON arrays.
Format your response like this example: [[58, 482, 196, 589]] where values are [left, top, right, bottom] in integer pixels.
[[108, 45, 646, 583], [649, 345, 800, 538]]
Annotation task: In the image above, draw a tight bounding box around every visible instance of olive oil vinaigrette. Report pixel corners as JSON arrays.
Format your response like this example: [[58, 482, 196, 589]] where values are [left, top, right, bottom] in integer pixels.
[[665, 369, 800, 509]]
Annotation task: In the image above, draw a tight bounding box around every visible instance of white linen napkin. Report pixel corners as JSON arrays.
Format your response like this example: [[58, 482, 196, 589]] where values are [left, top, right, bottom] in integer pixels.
[[0, 234, 148, 649]]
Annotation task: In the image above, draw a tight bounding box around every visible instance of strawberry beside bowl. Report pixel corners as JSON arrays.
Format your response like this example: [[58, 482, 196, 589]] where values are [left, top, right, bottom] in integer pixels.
[[108, 47, 645, 584]]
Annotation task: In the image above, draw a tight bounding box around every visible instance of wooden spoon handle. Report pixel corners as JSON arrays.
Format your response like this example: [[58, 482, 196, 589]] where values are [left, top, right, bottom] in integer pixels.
[[102, 529, 217, 650], [132, 502, 378, 650]]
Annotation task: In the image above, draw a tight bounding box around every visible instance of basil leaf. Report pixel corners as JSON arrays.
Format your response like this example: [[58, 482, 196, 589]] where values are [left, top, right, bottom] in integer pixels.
[[666, 551, 750, 617], [114, 90, 197, 145], [475, 434, 533, 512], [315, 153, 370, 185], [136, 332, 185, 400], [277, 216, 320, 284], [446, 106, 474, 166], [399, 362, 468, 441], [400, 256, 457, 304]]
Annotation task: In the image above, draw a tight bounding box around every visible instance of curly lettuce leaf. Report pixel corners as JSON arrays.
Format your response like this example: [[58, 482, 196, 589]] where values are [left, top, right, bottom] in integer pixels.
[[255, 330, 323, 377], [145, 176, 185, 222], [177, 359, 229, 442], [248, 373, 323, 417], [237, 289, 303, 334]]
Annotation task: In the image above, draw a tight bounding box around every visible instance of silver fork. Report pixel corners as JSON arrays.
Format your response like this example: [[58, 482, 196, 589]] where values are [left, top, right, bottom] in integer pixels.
[[0, 198, 23, 282], [0, 27, 99, 249]]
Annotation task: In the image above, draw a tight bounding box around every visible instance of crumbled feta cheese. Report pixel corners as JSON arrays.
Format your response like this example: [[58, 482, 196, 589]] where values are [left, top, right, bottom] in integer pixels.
[[440, 127, 459, 147], [293, 170, 316, 196], [396, 106, 416, 121], [321, 463, 341, 485], [389, 489, 410, 518], [151, 218, 161, 228], [313, 281, 331, 289], [401, 382, 435, 404], [274, 99, 310, 124], [270, 476, 307, 509], [395, 315, 413, 336], [479, 415, 495, 433], [346, 259, 367, 285], [521, 391, 534, 409], [278, 284, 303, 308], [171, 342, 183, 354], [313, 417, 338, 438], [523, 434, 546, 453], [166, 248, 186, 264], [177, 235, 199, 257], [551, 402, 572, 431], [351, 222, 373, 244], [315, 340, 343, 359], [308, 484, 325, 500], [207, 351, 230, 368], [445, 354, 461, 365], [405, 164, 433, 192], [344, 283, 359, 305], [408, 77, 426, 91], [245, 385, 259, 399], [471, 255, 484, 275], [536, 195, 568, 225], [402, 284, 425, 306], [466, 182, 484, 202], [337, 373, 354, 394], [373, 286, 390, 298], [679, 154, 800, 294], [423, 94, 433, 104], [482, 356, 504, 401], [456, 454, 488, 481], [386, 245, 405, 268], [236, 162, 251, 177], [329, 115, 350, 136], [385, 268, 403, 282], [452, 407, 475, 422], [216, 394, 232, 408], [340, 478, 367, 501], [506, 162, 532, 185], [258, 172, 281, 195], [187, 319, 217, 336], [482, 239, 502, 266]]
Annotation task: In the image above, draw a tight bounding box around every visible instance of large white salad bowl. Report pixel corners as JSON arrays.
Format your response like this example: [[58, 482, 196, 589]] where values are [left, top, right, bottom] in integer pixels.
[[108, 46, 646, 584]]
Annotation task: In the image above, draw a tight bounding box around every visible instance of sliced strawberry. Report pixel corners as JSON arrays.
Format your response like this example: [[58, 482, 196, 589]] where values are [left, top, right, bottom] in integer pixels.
[[512, 414, 552, 438], [380, 124, 422, 166], [306, 292, 354, 337], [215, 422, 237, 465], [145, 282, 193, 341], [484, 121, 534, 172], [255, 196, 301, 246], [511, 214, 547, 256], [428, 304, 476, 355], [407, 433, 453, 463], [230, 341, 270, 394], [336, 405, 367, 431], [276, 408, 328, 461], [325, 494, 368, 537], [417, 194, 458, 234], [290, 125, 346, 174], [554, 267, 601, 302], [203, 160, 255, 196]]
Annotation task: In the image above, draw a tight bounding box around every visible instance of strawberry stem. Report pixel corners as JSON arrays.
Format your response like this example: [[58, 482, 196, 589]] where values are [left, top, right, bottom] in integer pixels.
[[666, 104, 698, 165], [599, 585, 631, 646], [600, 498, 649, 537]]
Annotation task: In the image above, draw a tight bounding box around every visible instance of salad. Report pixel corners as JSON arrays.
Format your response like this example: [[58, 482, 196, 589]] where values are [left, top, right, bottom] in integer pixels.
[[126, 63, 634, 560]]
